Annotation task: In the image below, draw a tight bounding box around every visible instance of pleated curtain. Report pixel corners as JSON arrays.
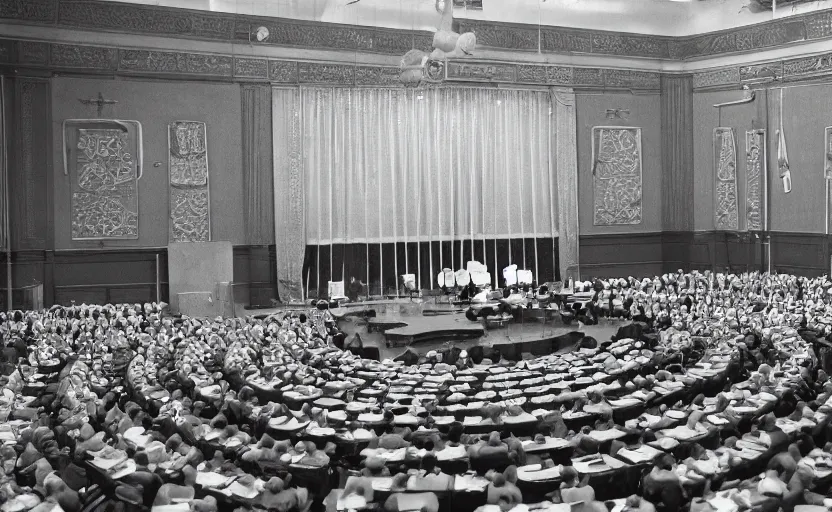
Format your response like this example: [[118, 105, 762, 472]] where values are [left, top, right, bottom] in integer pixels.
[[274, 86, 561, 302]]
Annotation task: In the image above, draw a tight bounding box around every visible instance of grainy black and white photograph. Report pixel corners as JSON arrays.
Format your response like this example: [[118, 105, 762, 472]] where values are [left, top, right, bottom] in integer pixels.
[[2, 0, 832, 511]]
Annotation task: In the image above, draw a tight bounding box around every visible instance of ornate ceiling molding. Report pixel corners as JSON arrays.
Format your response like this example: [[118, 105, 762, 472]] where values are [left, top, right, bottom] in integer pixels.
[[4, 37, 832, 92], [0, 38, 662, 90], [0, 0, 434, 55], [691, 49, 832, 90], [459, 10, 830, 61], [1, 0, 832, 62]]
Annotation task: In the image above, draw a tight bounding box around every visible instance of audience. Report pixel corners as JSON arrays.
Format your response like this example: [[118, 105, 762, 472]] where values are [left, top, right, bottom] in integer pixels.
[[0, 270, 831, 512]]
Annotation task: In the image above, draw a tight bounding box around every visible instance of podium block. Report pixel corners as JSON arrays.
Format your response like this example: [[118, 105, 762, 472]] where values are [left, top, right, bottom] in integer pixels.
[[168, 241, 233, 316]]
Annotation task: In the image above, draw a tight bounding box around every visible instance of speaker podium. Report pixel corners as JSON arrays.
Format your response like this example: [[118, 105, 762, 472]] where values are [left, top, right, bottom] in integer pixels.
[[168, 241, 234, 317]]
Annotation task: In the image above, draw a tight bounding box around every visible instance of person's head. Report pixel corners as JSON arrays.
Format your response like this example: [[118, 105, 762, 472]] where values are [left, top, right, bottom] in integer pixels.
[[560, 466, 579, 487]]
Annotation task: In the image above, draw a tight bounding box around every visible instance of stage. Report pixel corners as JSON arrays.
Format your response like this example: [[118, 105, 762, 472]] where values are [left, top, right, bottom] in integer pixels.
[[246, 299, 622, 360]]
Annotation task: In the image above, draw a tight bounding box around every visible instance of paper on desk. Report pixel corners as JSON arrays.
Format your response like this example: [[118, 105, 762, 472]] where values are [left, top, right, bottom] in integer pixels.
[[151, 505, 190, 512], [195, 471, 232, 488], [587, 429, 626, 443], [228, 482, 259, 499], [89, 453, 128, 471], [617, 445, 661, 464]]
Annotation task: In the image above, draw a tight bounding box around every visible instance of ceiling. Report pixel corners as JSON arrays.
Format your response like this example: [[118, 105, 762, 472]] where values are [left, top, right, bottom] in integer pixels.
[[110, 0, 832, 36]]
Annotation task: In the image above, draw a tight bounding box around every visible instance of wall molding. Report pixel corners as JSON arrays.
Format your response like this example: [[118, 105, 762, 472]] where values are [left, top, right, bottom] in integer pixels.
[[2, 0, 832, 63], [3, 35, 832, 90], [0, 37, 666, 89]]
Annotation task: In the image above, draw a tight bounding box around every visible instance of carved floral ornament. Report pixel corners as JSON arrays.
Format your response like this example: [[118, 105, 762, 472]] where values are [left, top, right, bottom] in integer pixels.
[[399, 0, 476, 87]]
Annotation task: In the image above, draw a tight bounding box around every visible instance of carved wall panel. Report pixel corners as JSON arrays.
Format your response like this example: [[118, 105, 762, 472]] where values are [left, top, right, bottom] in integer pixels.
[[674, 20, 806, 60], [714, 127, 739, 231], [745, 129, 766, 231], [169, 121, 210, 242], [297, 63, 354, 84], [445, 62, 517, 82], [66, 121, 141, 240], [57, 1, 233, 40], [119, 50, 232, 76], [354, 66, 401, 86], [269, 61, 298, 83], [693, 68, 741, 89], [603, 69, 661, 90], [51, 44, 115, 69], [17, 41, 48, 64], [825, 127, 832, 180], [592, 127, 643, 226], [234, 57, 268, 79], [0, 0, 57, 23]]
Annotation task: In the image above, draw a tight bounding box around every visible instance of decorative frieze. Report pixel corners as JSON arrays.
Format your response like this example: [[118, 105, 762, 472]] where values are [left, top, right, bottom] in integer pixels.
[[51, 44, 115, 69], [298, 62, 354, 84], [269, 60, 298, 83], [57, 0, 233, 40], [0, 0, 57, 23], [739, 62, 782, 83], [572, 67, 605, 87], [445, 61, 517, 83], [674, 20, 806, 60], [234, 57, 268, 79], [540, 27, 593, 54], [693, 68, 740, 89], [4, 0, 832, 62], [603, 69, 661, 90], [17, 41, 48, 64], [782, 52, 832, 78], [458, 21, 539, 51], [517, 65, 574, 85], [354, 66, 401, 86], [119, 49, 232, 76], [591, 33, 671, 59]]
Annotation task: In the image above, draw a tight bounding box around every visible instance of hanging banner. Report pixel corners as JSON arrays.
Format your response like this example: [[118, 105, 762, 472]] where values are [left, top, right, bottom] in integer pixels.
[[63, 119, 142, 241], [714, 127, 739, 231], [745, 129, 766, 231], [168, 121, 211, 242], [592, 126, 643, 226]]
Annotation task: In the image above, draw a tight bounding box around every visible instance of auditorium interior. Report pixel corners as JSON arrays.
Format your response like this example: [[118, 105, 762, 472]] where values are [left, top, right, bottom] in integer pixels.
[[4, 1, 832, 512]]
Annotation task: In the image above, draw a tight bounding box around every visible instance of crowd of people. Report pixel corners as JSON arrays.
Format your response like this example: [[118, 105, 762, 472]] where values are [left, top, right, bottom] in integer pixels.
[[0, 270, 831, 512]]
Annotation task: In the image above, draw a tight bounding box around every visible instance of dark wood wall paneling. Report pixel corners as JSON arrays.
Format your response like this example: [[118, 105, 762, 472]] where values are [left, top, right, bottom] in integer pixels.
[[579, 231, 830, 280]]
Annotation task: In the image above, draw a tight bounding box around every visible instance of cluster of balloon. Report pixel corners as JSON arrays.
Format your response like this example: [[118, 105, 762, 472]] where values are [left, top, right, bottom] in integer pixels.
[[430, 0, 477, 60], [398, 0, 477, 86]]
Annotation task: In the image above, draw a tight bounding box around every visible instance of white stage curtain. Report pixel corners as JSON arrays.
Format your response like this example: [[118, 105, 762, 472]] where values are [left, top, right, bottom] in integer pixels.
[[301, 87, 556, 246], [274, 86, 559, 301]]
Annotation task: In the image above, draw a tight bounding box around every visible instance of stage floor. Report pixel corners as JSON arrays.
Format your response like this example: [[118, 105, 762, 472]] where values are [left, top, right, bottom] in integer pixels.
[[243, 300, 624, 360]]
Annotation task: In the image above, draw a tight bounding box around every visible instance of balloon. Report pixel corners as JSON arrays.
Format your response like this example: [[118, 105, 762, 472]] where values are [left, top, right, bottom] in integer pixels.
[[456, 31, 477, 56], [433, 30, 460, 53], [399, 68, 424, 86], [400, 49, 427, 70], [429, 48, 447, 61]]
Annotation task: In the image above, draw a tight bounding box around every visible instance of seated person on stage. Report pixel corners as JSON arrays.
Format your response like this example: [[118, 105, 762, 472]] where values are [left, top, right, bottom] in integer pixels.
[[458, 280, 478, 301], [347, 277, 365, 302]]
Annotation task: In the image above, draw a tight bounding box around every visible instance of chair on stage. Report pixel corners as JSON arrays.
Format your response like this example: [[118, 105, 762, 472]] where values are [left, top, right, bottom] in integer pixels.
[[328, 281, 348, 303], [517, 270, 534, 287], [437, 268, 457, 303], [467, 261, 492, 291], [503, 264, 519, 287], [401, 274, 420, 301]]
